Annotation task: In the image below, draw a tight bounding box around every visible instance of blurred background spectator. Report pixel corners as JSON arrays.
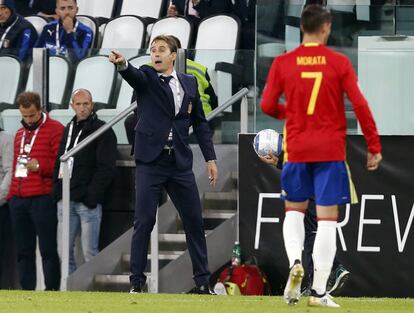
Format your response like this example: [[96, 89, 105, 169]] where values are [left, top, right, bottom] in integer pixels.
[[0, 0, 38, 60]]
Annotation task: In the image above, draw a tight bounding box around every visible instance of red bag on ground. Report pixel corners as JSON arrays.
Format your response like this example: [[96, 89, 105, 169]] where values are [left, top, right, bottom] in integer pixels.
[[218, 264, 270, 295]]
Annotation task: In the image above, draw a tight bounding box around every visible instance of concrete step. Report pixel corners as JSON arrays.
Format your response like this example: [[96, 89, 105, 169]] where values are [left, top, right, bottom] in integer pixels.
[[157, 233, 187, 251], [203, 209, 236, 219], [94, 273, 149, 292], [202, 191, 237, 211], [121, 251, 184, 273]]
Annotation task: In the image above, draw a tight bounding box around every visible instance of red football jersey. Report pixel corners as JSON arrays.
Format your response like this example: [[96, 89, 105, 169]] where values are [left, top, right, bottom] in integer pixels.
[[261, 43, 381, 162]]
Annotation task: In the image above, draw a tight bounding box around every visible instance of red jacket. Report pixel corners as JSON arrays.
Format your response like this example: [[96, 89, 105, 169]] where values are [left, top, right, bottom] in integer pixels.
[[8, 113, 64, 199]]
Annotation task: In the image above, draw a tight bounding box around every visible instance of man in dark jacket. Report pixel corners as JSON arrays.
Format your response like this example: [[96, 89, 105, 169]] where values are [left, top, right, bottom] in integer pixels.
[[53, 88, 117, 273], [109, 35, 218, 294], [0, 0, 38, 61], [15, 0, 57, 18]]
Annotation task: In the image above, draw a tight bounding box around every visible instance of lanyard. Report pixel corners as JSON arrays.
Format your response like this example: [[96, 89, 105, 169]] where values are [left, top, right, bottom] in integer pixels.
[[63, 122, 83, 153], [56, 20, 79, 51], [19, 113, 47, 156], [0, 16, 19, 48]]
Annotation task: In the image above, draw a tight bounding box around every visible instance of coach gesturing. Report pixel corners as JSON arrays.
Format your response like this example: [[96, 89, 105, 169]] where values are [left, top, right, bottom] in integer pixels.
[[109, 35, 218, 294]]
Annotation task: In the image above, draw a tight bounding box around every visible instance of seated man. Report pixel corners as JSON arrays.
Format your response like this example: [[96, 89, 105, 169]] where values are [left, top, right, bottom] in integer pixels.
[[0, 0, 38, 61], [167, 0, 233, 22], [15, 0, 57, 18], [36, 0, 92, 62]]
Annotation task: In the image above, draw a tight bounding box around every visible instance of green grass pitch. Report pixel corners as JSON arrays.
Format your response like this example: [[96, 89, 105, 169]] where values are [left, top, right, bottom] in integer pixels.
[[1, 291, 413, 313]]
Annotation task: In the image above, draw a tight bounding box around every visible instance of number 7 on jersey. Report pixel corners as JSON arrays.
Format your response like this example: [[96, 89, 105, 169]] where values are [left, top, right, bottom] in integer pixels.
[[301, 72, 323, 115]]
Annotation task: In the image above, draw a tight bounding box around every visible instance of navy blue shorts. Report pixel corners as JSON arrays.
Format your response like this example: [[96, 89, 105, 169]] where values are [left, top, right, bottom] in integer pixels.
[[281, 161, 355, 206]]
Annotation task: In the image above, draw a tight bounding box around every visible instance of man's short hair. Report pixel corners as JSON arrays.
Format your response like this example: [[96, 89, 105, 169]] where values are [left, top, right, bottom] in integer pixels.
[[150, 35, 178, 53], [56, 0, 77, 5], [301, 4, 332, 34], [168, 35, 182, 49], [17, 92, 42, 110]]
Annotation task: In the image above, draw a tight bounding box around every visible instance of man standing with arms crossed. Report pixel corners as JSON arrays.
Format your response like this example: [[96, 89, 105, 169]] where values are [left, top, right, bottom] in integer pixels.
[[261, 4, 382, 308], [109, 35, 218, 294]]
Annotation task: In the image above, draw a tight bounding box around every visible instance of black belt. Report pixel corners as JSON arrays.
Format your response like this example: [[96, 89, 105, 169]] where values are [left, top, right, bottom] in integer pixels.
[[163, 145, 174, 155]]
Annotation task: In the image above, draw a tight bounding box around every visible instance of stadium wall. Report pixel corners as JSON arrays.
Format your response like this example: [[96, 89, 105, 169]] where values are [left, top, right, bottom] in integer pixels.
[[239, 134, 414, 297]]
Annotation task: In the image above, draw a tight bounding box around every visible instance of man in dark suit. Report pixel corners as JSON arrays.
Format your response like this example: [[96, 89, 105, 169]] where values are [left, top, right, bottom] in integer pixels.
[[167, 0, 233, 23], [109, 35, 218, 294]]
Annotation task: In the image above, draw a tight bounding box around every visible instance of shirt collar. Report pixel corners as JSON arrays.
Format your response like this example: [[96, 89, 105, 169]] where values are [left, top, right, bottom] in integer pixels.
[[157, 70, 178, 81]]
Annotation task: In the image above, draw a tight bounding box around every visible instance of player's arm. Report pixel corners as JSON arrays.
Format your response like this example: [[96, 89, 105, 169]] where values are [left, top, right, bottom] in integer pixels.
[[342, 58, 382, 170], [341, 58, 381, 155], [260, 58, 286, 119]]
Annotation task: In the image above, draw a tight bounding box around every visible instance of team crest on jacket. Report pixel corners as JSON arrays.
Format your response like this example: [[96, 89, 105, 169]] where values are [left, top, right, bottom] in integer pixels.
[[3, 39, 10, 48], [188, 102, 192, 114]]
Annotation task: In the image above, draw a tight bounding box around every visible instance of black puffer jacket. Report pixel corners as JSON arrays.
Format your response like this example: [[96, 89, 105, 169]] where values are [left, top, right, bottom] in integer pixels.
[[53, 112, 117, 208]]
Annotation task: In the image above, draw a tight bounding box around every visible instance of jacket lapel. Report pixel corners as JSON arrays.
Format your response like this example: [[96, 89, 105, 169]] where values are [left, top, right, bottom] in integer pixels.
[[177, 73, 189, 115]]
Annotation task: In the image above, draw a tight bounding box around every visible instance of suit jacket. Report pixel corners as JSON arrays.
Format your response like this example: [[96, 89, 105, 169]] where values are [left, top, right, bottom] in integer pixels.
[[172, 0, 233, 20], [120, 63, 216, 170]]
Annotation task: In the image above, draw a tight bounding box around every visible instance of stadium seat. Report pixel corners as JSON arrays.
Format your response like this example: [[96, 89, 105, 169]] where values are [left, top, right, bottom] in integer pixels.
[[49, 54, 117, 125], [77, 15, 99, 48], [26, 56, 72, 110], [120, 0, 165, 19], [149, 16, 193, 49], [72, 55, 117, 110], [77, 0, 115, 19], [98, 55, 151, 144], [25, 15, 49, 36], [194, 14, 240, 110], [100, 15, 146, 60], [0, 56, 21, 111], [49, 107, 75, 127]]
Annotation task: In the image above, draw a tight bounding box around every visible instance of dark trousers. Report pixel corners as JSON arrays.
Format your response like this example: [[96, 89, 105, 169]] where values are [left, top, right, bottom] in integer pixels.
[[303, 200, 340, 285], [130, 150, 210, 287], [0, 203, 9, 284], [9, 195, 61, 290]]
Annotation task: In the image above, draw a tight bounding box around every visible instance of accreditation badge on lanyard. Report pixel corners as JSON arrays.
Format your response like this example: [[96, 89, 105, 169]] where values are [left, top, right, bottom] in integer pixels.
[[15, 113, 46, 178], [58, 122, 82, 179], [0, 17, 19, 49], [15, 155, 29, 178]]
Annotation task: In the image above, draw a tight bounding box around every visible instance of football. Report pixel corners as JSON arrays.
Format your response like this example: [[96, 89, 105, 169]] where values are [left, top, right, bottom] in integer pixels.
[[253, 129, 283, 157]]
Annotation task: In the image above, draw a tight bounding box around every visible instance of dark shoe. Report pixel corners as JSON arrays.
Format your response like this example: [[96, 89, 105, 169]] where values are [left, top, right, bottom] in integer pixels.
[[193, 284, 216, 295], [327, 264, 350, 296], [129, 285, 143, 294]]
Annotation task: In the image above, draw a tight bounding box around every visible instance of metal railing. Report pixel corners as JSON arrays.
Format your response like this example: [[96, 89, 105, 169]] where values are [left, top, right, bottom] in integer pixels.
[[59, 79, 249, 291]]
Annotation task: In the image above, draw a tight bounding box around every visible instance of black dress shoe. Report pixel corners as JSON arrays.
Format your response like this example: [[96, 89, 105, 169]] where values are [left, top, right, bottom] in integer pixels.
[[129, 285, 143, 294], [193, 284, 216, 295]]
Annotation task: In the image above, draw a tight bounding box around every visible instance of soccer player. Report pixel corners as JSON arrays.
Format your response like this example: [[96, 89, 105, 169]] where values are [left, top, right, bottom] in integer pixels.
[[260, 4, 382, 308]]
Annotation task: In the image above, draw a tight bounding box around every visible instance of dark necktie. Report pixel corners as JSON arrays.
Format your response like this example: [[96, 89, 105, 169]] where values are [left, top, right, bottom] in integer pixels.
[[160, 76, 175, 113], [160, 76, 174, 148]]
